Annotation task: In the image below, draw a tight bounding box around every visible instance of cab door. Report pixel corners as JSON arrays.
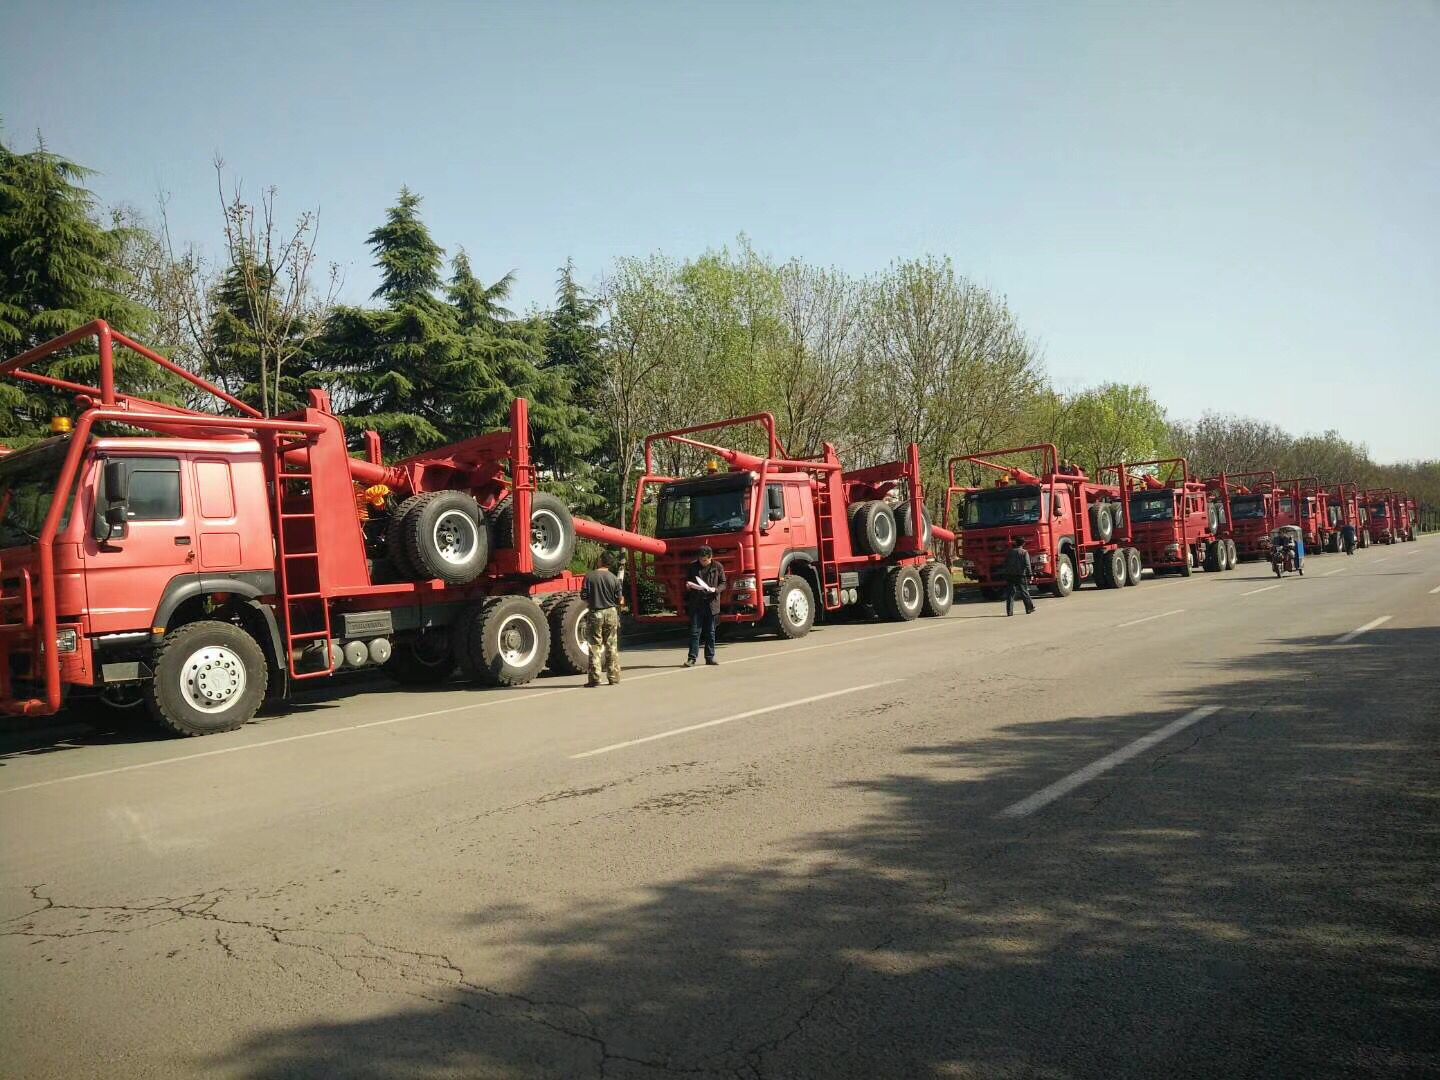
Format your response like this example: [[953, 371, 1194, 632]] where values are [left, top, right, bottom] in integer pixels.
[[83, 454, 196, 635]]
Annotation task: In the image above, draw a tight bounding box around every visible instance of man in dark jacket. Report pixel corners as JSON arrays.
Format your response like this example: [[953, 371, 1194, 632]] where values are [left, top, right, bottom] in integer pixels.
[[1002, 536, 1035, 616], [581, 552, 624, 687], [684, 546, 726, 667]]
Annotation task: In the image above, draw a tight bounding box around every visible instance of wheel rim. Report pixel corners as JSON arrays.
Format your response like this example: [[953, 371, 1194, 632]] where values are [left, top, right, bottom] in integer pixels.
[[900, 574, 921, 610], [433, 510, 480, 566], [933, 573, 952, 603], [1059, 560, 1074, 590], [497, 612, 540, 668], [785, 586, 810, 626], [574, 610, 590, 656], [530, 509, 566, 561], [874, 513, 894, 548], [179, 645, 247, 714]]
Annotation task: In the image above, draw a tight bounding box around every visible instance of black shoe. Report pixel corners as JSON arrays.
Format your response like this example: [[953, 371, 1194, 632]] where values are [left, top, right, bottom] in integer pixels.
[[705, 658, 719, 666], [683, 658, 696, 668], [1006, 612, 1014, 617]]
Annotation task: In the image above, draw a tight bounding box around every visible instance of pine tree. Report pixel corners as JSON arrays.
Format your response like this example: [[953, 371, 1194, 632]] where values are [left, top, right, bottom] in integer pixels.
[[544, 260, 605, 410], [0, 133, 175, 441], [317, 189, 466, 457]]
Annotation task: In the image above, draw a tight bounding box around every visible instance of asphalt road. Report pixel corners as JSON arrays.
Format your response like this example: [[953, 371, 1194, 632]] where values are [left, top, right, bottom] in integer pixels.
[[2, 540, 1437, 1080]]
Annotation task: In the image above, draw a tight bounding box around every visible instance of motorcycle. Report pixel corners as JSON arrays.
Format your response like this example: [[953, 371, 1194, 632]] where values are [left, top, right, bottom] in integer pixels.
[[1270, 526, 1304, 577]]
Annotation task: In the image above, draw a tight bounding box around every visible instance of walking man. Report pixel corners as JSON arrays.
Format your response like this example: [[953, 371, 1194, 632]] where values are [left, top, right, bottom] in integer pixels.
[[581, 551, 623, 687], [684, 545, 726, 667], [1002, 536, 1036, 616], [1342, 522, 1357, 555]]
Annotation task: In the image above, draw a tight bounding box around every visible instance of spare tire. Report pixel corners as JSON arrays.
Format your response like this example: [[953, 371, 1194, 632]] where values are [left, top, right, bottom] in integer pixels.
[[491, 492, 576, 578], [1207, 503, 1220, 534], [1091, 502, 1116, 543], [850, 501, 898, 557], [401, 491, 488, 585], [895, 501, 933, 549], [386, 494, 427, 579]]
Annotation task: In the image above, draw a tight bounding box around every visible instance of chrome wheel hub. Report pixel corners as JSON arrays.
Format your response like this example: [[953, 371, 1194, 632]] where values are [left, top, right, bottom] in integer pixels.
[[180, 645, 247, 714]]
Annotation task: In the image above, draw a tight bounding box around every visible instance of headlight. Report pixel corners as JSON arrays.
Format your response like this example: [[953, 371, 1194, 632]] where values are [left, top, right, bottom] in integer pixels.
[[733, 575, 757, 592], [1034, 552, 1050, 566], [1165, 544, 1181, 555], [56, 629, 78, 653]]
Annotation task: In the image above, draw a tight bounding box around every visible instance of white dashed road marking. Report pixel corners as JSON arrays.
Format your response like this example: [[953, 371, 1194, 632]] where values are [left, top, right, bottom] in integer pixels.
[[1116, 609, 1184, 629], [1241, 584, 1281, 596], [1333, 616, 1392, 644], [997, 705, 1223, 819]]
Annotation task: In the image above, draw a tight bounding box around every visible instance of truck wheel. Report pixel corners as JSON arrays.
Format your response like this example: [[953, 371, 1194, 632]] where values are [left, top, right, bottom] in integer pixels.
[[851, 501, 897, 557], [403, 491, 489, 584], [1203, 542, 1221, 572], [145, 621, 267, 737], [920, 564, 953, 616], [895, 501, 932, 549], [383, 633, 455, 686], [1180, 548, 1193, 577], [546, 594, 590, 675], [1124, 547, 1142, 586], [1225, 540, 1237, 567], [385, 494, 426, 579], [1098, 548, 1125, 589], [770, 575, 816, 639], [885, 565, 924, 621], [492, 493, 576, 578], [1052, 554, 1075, 597], [1091, 503, 1116, 543], [455, 595, 551, 687]]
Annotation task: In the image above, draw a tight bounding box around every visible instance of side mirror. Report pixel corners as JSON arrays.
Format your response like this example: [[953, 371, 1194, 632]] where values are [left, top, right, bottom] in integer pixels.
[[769, 508, 785, 522], [98, 460, 130, 543], [104, 460, 130, 504]]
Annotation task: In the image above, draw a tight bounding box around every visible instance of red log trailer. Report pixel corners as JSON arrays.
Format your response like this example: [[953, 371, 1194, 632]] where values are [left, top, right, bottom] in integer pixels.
[[626, 414, 956, 636], [1205, 470, 1280, 562], [945, 444, 1138, 598], [1395, 491, 1418, 541], [1106, 458, 1234, 576], [1363, 488, 1405, 544], [0, 323, 662, 736]]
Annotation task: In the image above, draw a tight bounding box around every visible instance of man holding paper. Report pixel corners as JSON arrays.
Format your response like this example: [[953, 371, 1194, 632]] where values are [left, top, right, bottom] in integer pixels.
[[683, 545, 727, 667]]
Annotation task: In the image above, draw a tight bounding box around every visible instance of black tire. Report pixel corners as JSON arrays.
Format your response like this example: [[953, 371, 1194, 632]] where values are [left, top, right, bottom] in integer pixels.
[[1124, 547, 1142, 586], [145, 621, 267, 737], [1207, 504, 1220, 534], [1098, 548, 1125, 589], [1180, 549, 1194, 577], [850, 501, 898, 557], [402, 491, 488, 585], [1203, 541, 1221, 572], [383, 633, 455, 686], [454, 595, 551, 687], [385, 494, 427, 579], [894, 501, 932, 549], [884, 565, 924, 622], [492, 493, 576, 578], [920, 564, 953, 617], [1226, 540, 1237, 567], [1052, 553, 1075, 597], [770, 575, 816, 639], [1091, 503, 1116, 543], [545, 593, 590, 675]]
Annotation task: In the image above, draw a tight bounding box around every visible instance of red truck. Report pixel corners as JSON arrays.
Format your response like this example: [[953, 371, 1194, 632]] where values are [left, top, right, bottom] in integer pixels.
[[626, 413, 956, 636], [1206, 470, 1280, 562], [1365, 488, 1417, 544], [0, 323, 665, 736], [1107, 458, 1234, 576], [945, 443, 1138, 597], [1282, 477, 1331, 555], [1325, 482, 1368, 550]]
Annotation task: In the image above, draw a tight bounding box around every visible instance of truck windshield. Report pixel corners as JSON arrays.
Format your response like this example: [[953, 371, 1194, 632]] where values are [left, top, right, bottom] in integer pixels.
[[1128, 492, 1175, 522], [656, 476, 752, 538], [1230, 495, 1267, 520], [0, 440, 73, 549], [963, 485, 1042, 528], [1369, 504, 1387, 519]]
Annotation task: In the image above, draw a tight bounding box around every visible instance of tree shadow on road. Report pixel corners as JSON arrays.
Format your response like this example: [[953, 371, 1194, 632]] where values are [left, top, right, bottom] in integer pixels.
[[209, 625, 1440, 1079]]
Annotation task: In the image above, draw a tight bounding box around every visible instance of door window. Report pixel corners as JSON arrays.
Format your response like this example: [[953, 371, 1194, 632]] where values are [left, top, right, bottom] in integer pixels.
[[103, 457, 183, 521]]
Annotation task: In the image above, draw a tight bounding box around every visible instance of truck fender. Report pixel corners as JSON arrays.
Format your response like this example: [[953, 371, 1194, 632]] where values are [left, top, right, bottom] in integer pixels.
[[152, 572, 286, 700], [777, 551, 823, 605]]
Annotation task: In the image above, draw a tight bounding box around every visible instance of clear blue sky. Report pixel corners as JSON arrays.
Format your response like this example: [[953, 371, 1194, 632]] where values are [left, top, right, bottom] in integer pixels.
[[2, 1, 1436, 461]]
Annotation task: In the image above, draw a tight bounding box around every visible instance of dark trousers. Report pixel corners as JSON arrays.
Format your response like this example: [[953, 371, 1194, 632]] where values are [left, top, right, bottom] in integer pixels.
[[687, 607, 718, 661], [1004, 576, 1035, 615]]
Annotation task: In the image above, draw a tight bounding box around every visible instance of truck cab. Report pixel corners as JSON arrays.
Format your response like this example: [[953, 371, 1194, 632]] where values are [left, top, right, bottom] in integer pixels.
[[650, 469, 819, 618]]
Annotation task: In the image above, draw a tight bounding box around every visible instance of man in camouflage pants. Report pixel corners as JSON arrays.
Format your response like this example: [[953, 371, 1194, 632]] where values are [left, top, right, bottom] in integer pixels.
[[581, 551, 623, 687]]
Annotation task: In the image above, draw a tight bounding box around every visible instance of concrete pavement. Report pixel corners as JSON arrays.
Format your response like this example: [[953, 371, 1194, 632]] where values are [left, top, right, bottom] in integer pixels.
[[2, 538, 1437, 1079]]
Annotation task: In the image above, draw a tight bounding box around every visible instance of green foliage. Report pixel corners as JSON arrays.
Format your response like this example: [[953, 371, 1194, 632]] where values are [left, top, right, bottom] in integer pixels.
[[0, 133, 182, 442], [1029, 382, 1171, 478]]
